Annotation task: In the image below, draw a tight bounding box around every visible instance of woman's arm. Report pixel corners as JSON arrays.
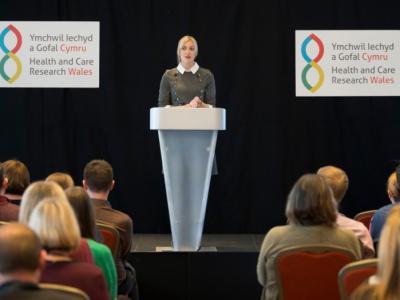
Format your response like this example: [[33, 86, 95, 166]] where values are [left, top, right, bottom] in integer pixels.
[[204, 72, 216, 106], [158, 72, 171, 107]]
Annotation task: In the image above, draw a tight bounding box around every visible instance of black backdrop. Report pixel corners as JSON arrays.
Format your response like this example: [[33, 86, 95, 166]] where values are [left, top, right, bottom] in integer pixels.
[[1, 0, 400, 233]]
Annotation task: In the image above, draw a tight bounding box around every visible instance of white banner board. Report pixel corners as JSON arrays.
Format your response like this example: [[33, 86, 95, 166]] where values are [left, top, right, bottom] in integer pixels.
[[296, 30, 400, 96], [0, 21, 99, 88]]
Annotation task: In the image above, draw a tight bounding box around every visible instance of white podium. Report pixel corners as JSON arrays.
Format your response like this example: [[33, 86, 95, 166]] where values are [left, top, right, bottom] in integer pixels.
[[150, 107, 226, 251]]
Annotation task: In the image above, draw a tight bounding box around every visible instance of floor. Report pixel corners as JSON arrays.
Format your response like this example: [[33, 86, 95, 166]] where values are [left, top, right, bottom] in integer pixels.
[[131, 233, 265, 252]]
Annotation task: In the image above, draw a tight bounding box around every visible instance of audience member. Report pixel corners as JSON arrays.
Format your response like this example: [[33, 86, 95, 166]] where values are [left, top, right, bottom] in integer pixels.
[[66, 186, 118, 300], [0, 223, 81, 300], [83, 159, 138, 300], [46, 172, 75, 190], [317, 165, 375, 258], [19, 181, 93, 264], [28, 197, 109, 300], [370, 171, 400, 247], [257, 174, 362, 300], [351, 205, 400, 300], [1, 159, 30, 205], [0, 163, 19, 221]]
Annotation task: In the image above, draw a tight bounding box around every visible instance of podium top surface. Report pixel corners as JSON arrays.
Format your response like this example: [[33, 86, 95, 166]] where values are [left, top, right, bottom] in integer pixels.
[[150, 107, 226, 130]]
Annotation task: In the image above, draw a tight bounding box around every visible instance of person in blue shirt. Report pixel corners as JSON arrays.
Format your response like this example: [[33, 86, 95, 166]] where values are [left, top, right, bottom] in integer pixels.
[[370, 170, 400, 246]]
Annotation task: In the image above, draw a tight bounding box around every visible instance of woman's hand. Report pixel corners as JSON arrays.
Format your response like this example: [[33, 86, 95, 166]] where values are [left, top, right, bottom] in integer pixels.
[[187, 96, 203, 108]]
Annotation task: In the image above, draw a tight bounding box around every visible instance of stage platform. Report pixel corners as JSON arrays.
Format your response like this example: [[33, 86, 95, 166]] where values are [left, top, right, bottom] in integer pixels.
[[128, 234, 264, 300]]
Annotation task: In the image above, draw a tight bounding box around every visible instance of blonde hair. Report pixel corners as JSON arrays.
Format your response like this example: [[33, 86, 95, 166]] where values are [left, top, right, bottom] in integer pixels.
[[285, 174, 337, 226], [46, 172, 74, 190], [374, 205, 400, 299], [317, 166, 349, 204], [19, 181, 68, 225], [176, 35, 198, 63], [387, 172, 400, 202], [28, 197, 81, 252]]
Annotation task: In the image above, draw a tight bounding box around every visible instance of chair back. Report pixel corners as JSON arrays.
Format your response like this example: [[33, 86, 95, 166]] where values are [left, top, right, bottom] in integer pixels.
[[338, 258, 378, 300], [275, 245, 358, 300], [96, 221, 120, 259], [354, 210, 377, 230], [40, 283, 90, 300]]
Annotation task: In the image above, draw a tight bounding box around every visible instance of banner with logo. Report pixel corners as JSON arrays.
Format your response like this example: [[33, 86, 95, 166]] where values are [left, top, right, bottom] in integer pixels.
[[296, 30, 400, 96], [0, 21, 99, 88]]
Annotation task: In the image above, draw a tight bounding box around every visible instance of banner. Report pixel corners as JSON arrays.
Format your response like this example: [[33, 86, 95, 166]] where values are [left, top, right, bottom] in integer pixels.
[[296, 30, 400, 96], [0, 21, 99, 88]]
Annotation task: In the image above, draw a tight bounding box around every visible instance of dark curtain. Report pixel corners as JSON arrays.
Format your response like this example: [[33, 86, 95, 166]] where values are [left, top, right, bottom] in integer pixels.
[[1, 0, 400, 233]]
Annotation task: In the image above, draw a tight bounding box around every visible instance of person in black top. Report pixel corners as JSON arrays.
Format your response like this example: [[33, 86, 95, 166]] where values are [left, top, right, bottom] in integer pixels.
[[158, 35, 216, 108]]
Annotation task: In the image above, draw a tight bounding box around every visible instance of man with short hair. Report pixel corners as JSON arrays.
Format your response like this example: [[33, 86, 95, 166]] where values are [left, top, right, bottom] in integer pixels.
[[0, 163, 19, 221], [317, 165, 375, 258], [0, 223, 81, 299], [370, 171, 400, 245], [1, 159, 30, 205], [83, 159, 138, 300]]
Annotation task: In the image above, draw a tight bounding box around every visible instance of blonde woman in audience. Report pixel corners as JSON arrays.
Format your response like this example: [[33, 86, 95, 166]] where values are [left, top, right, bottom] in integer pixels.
[[352, 205, 400, 300], [66, 186, 118, 300], [45, 172, 74, 190], [19, 181, 93, 263], [257, 174, 362, 300], [19, 181, 67, 224], [28, 197, 109, 300]]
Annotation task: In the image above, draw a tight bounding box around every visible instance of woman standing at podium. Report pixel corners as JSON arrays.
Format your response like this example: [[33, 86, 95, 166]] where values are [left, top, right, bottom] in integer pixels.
[[158, 35, 216, 108]]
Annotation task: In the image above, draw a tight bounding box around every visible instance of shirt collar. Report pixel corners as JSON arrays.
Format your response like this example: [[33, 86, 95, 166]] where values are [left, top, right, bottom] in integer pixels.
[[177, 62, 199, 74]]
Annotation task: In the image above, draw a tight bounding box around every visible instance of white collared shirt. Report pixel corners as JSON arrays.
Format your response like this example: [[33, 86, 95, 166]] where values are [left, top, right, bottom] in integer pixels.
[[177, 62, 199, 74]]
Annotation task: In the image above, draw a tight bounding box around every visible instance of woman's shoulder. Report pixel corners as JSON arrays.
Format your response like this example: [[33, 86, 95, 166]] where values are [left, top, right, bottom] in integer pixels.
[[87, 239, 113, 256], [163, 68, 179, 77], [197, 67, 214, 77], [265, 225, 291, 238]]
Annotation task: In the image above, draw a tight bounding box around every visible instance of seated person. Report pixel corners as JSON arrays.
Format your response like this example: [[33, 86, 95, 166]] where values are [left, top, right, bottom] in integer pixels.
[[351, 205, 400, 299], [66, 186, 118, 300], [19, 181, 93, 263], [257, 174, 362, 300], [28, 197, 109, 300], [45, 172, 75, 190], [370, 171, 400, 246], [1, 159, 30, 205], [317, 165, 375, 257], [0, 163, 19, 221], [83, 159, 138, 300], [0, 223, 81, 300]]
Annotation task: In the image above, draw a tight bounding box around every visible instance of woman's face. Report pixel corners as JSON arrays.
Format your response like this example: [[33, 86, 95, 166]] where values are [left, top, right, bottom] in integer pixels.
[[179, 40, 196, 66]]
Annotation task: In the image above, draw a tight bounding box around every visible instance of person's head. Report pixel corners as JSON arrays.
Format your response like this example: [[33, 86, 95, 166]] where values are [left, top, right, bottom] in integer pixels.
[[46, 172, 75, 190], [1, 159, 30, 196], [285, 174, 337, 226], [177, 35, 198, 65], [83, 159, 114, 193], [65, 186, 96, 240], [316, 165, 349, 204], [28, 197, 81, 253], [0, 223, 45, 283], [19, 181, 67, 225], [387, 172, 400, 204], [376, 205, 400, 299]]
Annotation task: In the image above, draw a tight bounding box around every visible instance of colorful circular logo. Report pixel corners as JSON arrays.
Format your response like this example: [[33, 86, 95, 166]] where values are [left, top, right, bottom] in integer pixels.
[[0, 24, 22, 84], [301, 33, 324, 93]]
